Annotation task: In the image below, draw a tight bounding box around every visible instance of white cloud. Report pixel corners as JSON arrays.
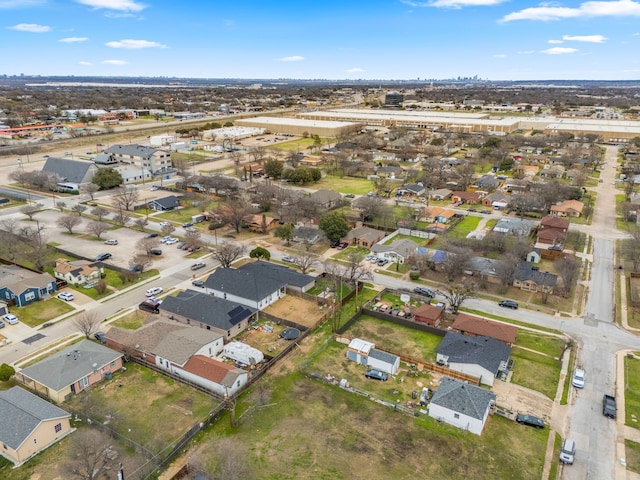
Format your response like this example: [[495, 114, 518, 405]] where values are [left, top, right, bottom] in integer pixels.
[[502, 0, 640, 22], [548, 39, 564, 44], [562, 34, 607, 42], [60, 37, 89, 43], [347, 67, 365, 73], [8, 23, 50, 32], [0, 0, 44, 7], [541, 47, 579, 54], [401, 0, 506, 8], [493, 53, 507, 58], [75, 0, 146, 12], [79, 61, 93, 65], [105, 39, 167, 49], [276, 56, 304, 62], [102, 59, 128, 64]]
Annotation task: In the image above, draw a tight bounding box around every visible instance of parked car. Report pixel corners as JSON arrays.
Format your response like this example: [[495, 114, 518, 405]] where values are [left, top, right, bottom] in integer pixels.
[[336, 242, 349, 250], [192, 279, 205, 287], [176, 242, 185, 249], [559, 438, 576, 465], [185, 227, 197, 233], [191, 262, 206, 271], [515, 414, 545, 429], [165, 238, 179, 245], [159, 221, 171, 227], [377, 258, 389, 266], [282, 255, 295, 262], [145, 233, 159, 239], [344, 193, 355, 198], [57, 292, 74, 302], [0, 320, 4, 329], [150, 248, 163, 256], [365, 369, 388, 381], [499, 300, 519, 309], [145, 287, 163, 297], [603, 394, 617, 418], [94, 331, 107, 343], [2, 313, 18, 325], [330, 241, 339, 248], [182, 222, 194, 227], [479, 209, 491, 214], [413, 287, 435, 298], [95, 253, 112, 261], [571, 368, 585, 389], [104, 239, 118, 245], [150, 185, 159, 191]]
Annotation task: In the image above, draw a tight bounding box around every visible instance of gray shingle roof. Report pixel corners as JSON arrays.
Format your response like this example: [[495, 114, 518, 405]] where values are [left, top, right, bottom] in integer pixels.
[[239, 261, 314, 289], [204, 268, 284, 302], [430, 377, 496, 420], [0, 386, 70, 450], [514, 262, 558, 286], [437, 332, 511, 374], [368, 348, 399, 365], [104, 144, 161, 158], [160, 290, 255, 330], [18, 340, 123, 391], [42, 157, 96, 183], [149, 195, 180, 209]]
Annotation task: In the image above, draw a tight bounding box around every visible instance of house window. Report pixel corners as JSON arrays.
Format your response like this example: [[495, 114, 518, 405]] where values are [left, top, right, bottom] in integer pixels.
[[25, 291, 36, 302], [454, 413, 460, 419], [110, 361, 115, 367], [34, 438, 37, 445], [54, 423, 62, 433]]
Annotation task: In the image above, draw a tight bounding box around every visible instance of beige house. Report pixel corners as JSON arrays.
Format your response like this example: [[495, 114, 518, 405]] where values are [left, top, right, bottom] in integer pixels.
[[54, 258, 103, 285], [0, 386, 73, 466], [16, 340, 124, 403], [550, 199, 584, 218], [344, 225, 385, 249]]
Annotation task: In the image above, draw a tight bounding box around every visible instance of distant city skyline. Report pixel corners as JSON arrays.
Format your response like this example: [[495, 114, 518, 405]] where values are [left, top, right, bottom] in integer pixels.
[[2, 0, 640, 81]]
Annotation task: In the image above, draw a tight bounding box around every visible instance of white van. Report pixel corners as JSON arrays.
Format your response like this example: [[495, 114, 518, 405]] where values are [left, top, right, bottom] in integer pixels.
[[559, 438, 575, 464]]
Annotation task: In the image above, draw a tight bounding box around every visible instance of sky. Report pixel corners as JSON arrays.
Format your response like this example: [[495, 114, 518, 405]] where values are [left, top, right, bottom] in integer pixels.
[[1, 0, 640, 81]]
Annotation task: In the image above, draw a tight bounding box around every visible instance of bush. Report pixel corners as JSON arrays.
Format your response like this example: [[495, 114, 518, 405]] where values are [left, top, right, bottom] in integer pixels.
[[0, 363, 16, 381], [409, 271, 420, 280]]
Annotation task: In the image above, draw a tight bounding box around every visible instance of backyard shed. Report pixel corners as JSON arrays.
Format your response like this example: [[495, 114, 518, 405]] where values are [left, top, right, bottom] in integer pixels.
[[346, 338, 399, 374], [223, 341, 264, 365], [346, 338, 374, 365]]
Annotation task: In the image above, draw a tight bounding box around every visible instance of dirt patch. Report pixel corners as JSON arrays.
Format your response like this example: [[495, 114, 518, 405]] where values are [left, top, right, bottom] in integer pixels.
[[492, 378, 554, 421], [262, 295, 326, 328]]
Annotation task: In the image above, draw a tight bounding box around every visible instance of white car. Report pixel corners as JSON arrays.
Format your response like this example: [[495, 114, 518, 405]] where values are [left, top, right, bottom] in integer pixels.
[[165, 238, 179, 245], [2, 313, 19, 325], [572, 368, 585, 389], [57, 292, 74, 302], [145, 287, 163, 297], [159, 221, 171, 227], [282, 255, 295, 262], [104, 239, 118, 245]]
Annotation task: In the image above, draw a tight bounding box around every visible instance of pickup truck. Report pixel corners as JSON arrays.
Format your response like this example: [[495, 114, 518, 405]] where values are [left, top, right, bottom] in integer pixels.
[[603, 394, 617, 418]]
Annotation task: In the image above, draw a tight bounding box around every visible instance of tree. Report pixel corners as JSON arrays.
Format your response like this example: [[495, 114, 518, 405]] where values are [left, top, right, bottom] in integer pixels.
[[249, 246, 270, 261], [439, 243, 473, 282], [318, 211, 349, 243], [264, 158, 284, 179], [211, 242, 245, 268], [20, 203, 43, 221], [73, 311, 102, 338], [224, 197, 251, 233], [92, 167, 122, 189], [130, 253, 153, 273], [57, 214, 82, 234], [274, 223, 295, 245], [161, 224, 176, 236], [56, 200, 67, 212], [494, 254, 520, 288], [86, 221, 110, 240], [0, 363, 16, 381], [292, 252, 317, 274], [137, 237, 160, 258], [184, 229, 203, 251], [90, 206, 109, 222], [20, 223, 48, 271], [112, 185, 139, 211], [437, 281, 477, 314], [81, 183, 99, 200], [63, 429, 112, 480], [113, 209, 131, 226], [134, 217, 149, 231], [71, 204, 88, 216]]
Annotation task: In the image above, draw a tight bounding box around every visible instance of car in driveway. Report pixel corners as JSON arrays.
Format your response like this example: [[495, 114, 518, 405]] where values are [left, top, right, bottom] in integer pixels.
[[57, 292, 74, 302], [376, 258, 389, 266], [94, 331, 107, 343], [3, 313, 19, 325], [95, 253, 112, 261], [191, 262, 206, 271], [104, 239, 118, 245], [515, 414, 545, 429], [192, 279, 205, 287], [572, 368, 585, 389], [145, 287, 163, 297], [164, 238, 179, 245], [365, 369, 388, 381], [498, 300, 519, 309]]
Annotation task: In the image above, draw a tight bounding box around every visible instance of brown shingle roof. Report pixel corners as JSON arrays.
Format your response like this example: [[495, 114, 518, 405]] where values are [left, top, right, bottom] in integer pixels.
[[451, 313, 518, 345], [182, 355, 245, 387]]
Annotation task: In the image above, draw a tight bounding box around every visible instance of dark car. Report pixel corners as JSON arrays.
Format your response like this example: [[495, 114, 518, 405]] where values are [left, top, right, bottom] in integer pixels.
[[479, 209, 491, 214], [413, 286, 435, 297], [150, 248, 162, 255], [182, 222, 194, 227], [365, 369, 388, 381], [499, 300, 519, 309], [192, 279, 205, 287], [95, 253, 112, 261], [330, 241, 339, 248], [344, 193, 356, 198], [191, 262, 206, 271], [145, 233, 159, 239], [94, 331, 107, 344], [516, 414, 545, 429]]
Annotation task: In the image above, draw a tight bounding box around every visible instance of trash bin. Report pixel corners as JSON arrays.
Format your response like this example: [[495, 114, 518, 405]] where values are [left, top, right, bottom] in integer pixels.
[[105, 372, 113, 380]]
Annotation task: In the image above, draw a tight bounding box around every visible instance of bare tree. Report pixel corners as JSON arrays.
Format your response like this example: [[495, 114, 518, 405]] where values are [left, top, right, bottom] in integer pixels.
[[223, 197, 251, 233], [211, 438, 254, 480], [130, 253, 153, 273], [81, 183, 99, 201], [86, 221, 110, 240], [184, 229, 203, 250], [73, 311, 102, 338], [113, 210, 131, 226], [71, 204, 88, 216], [90, 206, 109, 222], [56, 200, 67, 212], [439, 243, 472, 282], [137, 237, 160, 258], [556, 255, 580, 296], [292, 252, 318, 274], [134, 217, 148, 231], [494, 254, 520, 288], [161, 224, 176, 236], [112, 185, 139, 211], [20, 223, 48, 271], [211, 242, 245, 268], [57, 214, 82, 234], [20, 203, 43, 221], [63, 429, 112, 480], [437, 281, 477, 314], [343, 250, 373, 286]]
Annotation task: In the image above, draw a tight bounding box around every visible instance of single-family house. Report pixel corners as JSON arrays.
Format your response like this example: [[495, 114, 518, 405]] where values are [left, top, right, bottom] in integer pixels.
[[436, 332, 511, 386], [537, 215, 570, 246], [53, 258, 103, 286], [513, 263, 557, 293], [344, 225, 385, 249], [204, 262, 315, 309], [451, 191, 481, 205], [396, 183, 426, 197], [0, 387, 73, 466], [463, 257, 501, 284], [474, 175, 499, 192], [243, 214, 280, 233], [293, 226, 323, 244], [345, 338, 400, 375], [370, 238, 418, 264], [148, 195, 181, 211], [428, 377, 496, 435], [482, 191, 511, 209], [430, 188, 453, 201], [159, 290, 256, 339], [493, 218, 537, 237], [503, 178, 530, 193], [451, 313, 518, 345], [309, 189, 342, 209], [413, 303, 444, 327], [424, 207, 456, 224], [0, 265, 56, 307], [550, 199, 584, 218], [376, 165, 404, 178], [104, 144, 172, 174], [42, 157, 98, 187], [16, 340, 124, 403]]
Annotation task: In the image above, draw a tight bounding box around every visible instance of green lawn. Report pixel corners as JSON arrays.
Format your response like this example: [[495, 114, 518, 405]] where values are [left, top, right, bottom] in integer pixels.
[[515, 330, 566, 359], [312, 174, 374, 195], [625, 356, 640, 429], [155, 204, 217, 224], [445, 215, 481, 239], [626, 439, 640, 474], [11, 298, 75, 327], [510, 348, 561, 399]]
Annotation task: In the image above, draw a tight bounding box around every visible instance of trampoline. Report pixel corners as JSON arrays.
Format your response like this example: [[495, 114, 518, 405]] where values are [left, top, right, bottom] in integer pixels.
[[280, 327, 301, 340]]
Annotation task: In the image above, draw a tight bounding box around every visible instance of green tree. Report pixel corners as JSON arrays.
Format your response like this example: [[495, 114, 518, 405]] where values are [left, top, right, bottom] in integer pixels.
[[0, 363, 15, 381], [274, 223, 294, 245], [249, 246, 271, 261], [264, 158, 284, 179], [92, 168, 122, 189], [319, 211, 349, 243]]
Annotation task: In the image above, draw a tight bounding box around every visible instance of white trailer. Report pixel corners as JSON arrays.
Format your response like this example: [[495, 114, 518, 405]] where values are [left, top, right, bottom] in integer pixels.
[[223, 342, 264, 365]]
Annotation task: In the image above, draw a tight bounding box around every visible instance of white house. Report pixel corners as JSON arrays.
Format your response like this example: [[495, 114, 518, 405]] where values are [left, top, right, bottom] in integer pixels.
[[428, 377, 496, 435]]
